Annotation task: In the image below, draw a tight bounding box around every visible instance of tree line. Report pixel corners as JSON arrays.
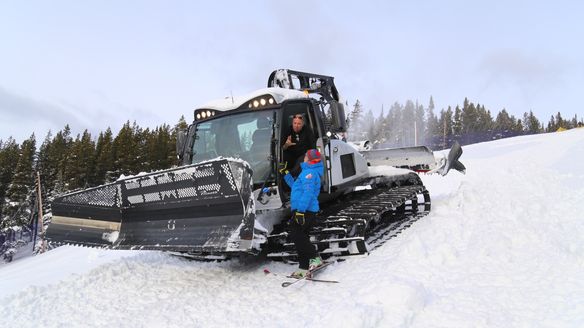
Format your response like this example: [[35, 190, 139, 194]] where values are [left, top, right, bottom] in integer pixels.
[[347, 97, 583, 149], [1, 99, 583, 233], [0, 117, 188, 232]]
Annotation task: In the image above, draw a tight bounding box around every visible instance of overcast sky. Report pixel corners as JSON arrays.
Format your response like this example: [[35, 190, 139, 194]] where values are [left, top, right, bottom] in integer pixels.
[[1, 0, 582, 143]]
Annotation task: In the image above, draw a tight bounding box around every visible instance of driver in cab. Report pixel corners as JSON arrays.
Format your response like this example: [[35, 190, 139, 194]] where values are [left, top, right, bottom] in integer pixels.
[[282, 114, 316, 177]]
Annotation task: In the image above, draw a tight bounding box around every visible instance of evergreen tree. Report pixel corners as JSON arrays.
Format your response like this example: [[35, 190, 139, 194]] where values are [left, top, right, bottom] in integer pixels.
[[36, 131, 55, 204], [112, 121, 139, 177], [437, 106, 454, 148], [148, 124, 174, 171], [49, 125, 73, 193], [64, 130, 95, 190], [555, 112, 566, 129], [570, 114, 578, 129], [425, 96, 439, 147], [371, 107, 386, 143], [385, 102, 403, 147], [2, 134, 36, 226], [136, 126, 151, 172], [93, 128, 115, 184], [494, 109, 516, 138], [546, 115, 556, 132], [174, 115, 189, 131], [514, 119, 524, 134], [461, 99, 478, 144], [428, 96, 435, 113], [414, 101, 426, 146], [398, 100, 415, 146], [523, 111, 541, 134], [452, 105, 463, 139], [476, 104, 494, 141], [0, 138, 20, 218], [362, 109, 375, 143], [347, 100, 364, 141]]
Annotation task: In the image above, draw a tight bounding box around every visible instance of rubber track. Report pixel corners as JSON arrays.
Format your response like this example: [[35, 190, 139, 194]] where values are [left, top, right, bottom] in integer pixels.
[[267, 184, 431, 260]]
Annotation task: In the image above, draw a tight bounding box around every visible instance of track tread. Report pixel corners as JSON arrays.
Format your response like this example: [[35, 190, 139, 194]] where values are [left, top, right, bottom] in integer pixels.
[[267, 183, 431, 260]]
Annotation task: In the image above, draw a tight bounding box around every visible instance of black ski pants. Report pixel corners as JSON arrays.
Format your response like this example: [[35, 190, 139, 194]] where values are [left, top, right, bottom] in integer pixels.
[[289, 211, 318, 270]]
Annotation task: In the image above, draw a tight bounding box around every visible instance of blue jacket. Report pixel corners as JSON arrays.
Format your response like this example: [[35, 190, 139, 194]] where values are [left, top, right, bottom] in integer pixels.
[[284, 161, 324, 213]]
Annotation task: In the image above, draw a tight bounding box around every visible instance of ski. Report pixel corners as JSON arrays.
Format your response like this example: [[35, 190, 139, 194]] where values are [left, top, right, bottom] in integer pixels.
[[263, 267, 336, 281], [282, 277, 339, 286], [280, 261, 336, 287]]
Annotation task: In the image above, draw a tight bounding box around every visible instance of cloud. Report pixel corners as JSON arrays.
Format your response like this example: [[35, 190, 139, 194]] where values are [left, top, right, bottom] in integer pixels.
[[479, 49, 564, 89], [0, 86, 71, 123], [0, 85, 87, 141], [477, 49, 566, 111], [0, 83, 184, 144]]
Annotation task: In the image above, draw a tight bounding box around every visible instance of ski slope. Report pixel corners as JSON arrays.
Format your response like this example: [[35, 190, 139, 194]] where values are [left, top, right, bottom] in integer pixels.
[[1, 129, 584, 328]]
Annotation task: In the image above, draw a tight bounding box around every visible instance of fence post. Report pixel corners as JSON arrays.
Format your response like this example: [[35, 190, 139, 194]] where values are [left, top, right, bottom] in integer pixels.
[[36, 172, 45, 253], [31, 200, 38, 251]]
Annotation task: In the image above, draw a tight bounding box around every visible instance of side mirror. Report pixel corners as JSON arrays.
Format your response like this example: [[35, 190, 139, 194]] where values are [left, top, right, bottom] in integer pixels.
[[330, 102, 347, 132], [176, 129, 187, 159]]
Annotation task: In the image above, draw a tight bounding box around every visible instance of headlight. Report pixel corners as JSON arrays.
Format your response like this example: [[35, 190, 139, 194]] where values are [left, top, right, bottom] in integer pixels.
[[246, 95, 277, 109], [194, 108, 218, 121]]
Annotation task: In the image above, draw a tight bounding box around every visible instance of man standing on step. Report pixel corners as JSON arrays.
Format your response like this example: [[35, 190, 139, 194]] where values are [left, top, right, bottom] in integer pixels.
[[280, 149, 324, 278]]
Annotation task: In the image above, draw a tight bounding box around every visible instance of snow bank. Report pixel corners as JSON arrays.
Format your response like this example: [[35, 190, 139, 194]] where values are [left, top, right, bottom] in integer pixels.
[[1, 129, 584, 327], [0, 246, 139, 297]]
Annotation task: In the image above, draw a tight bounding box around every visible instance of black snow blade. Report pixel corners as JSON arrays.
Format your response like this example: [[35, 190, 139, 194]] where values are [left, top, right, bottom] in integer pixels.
[[46, 159, 256, 254]]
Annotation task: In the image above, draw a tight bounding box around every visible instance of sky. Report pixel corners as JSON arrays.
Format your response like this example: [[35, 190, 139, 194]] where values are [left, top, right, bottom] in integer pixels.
[[1, 0, 583, 143]]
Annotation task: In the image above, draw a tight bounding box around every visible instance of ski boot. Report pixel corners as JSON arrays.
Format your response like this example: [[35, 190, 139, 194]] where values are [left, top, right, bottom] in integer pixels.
[[308, 257, 323, 271], [290, 269, 309, 279]]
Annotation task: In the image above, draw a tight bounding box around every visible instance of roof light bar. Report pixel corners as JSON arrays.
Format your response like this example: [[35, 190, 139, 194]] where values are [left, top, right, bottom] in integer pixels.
[[247, 95, 277, 109], [194, 109, 217, 121]]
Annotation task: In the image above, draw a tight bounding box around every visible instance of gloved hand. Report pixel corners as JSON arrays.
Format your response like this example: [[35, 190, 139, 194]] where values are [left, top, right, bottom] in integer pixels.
[[278, 162, 289, 175], [292, 211, 305, 225]]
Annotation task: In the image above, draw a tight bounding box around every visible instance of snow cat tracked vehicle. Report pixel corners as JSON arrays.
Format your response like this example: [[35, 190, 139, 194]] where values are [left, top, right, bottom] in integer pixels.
[[46, 69, 464, 260]]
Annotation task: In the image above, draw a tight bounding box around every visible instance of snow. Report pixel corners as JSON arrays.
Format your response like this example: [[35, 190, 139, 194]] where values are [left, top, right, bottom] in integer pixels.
[[2, 129, 584, 327], [368, 165, 414, 177], [116, 156, 252, 181], [102, 231, 119, 243]]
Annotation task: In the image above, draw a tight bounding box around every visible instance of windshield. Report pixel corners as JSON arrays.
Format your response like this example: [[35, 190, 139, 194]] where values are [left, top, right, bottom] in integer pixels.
[[192, 110, 275, 184]]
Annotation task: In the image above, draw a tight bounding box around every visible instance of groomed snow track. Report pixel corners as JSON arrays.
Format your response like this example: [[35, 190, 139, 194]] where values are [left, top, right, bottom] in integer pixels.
[[266, 183, 431, 261]]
